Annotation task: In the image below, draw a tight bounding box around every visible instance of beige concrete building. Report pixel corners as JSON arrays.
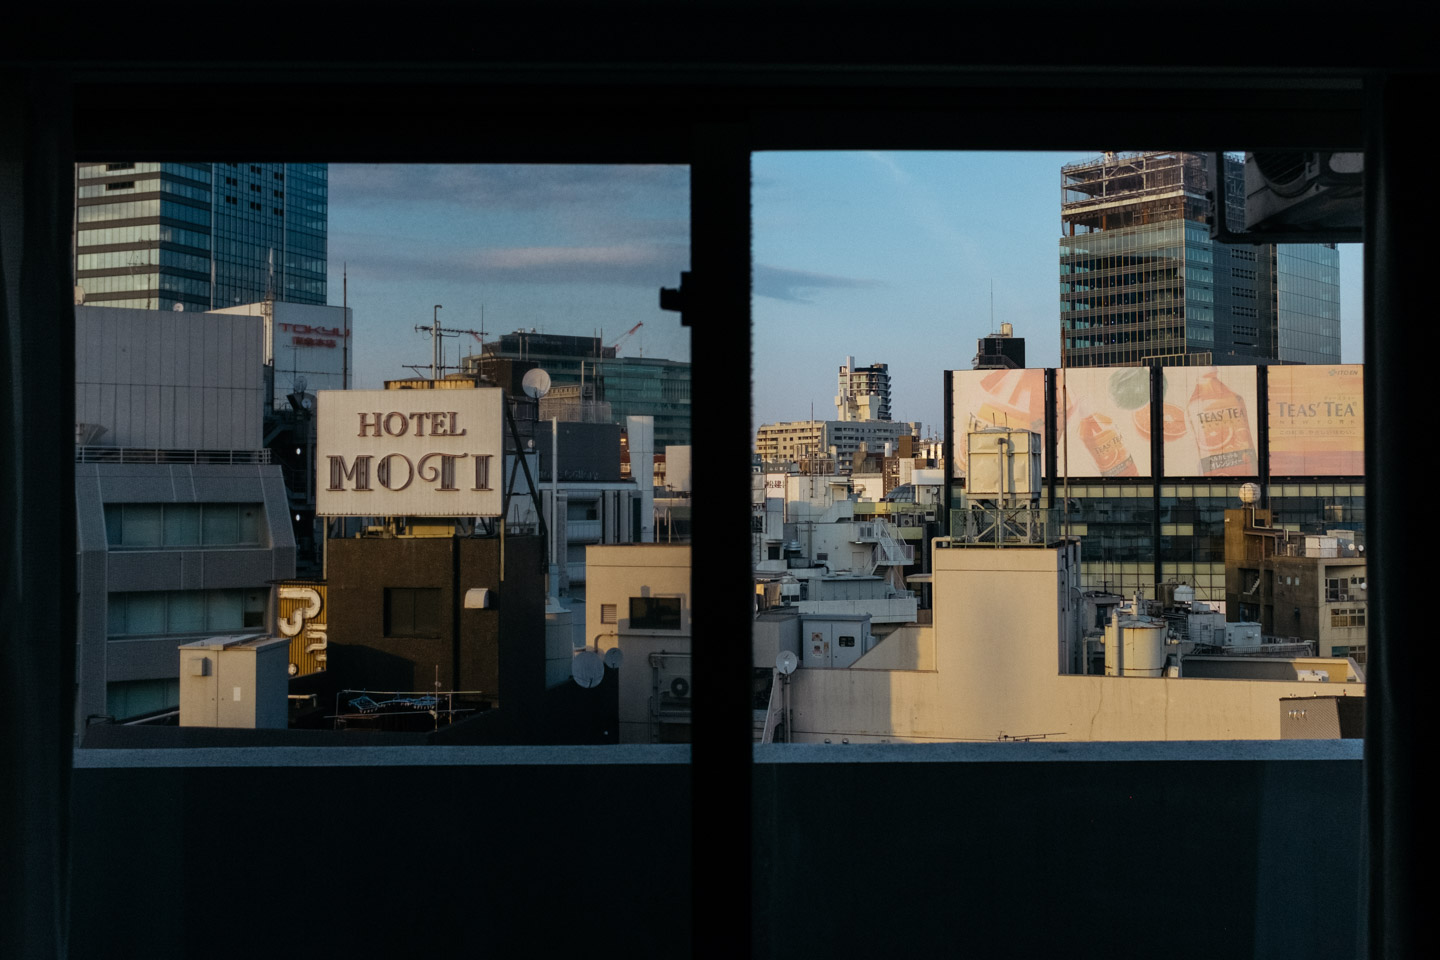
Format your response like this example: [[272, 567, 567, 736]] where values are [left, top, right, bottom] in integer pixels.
[[585, 544, 691, 743], [787, 539, 1363, 742], [1225, 508, 1368, 663]]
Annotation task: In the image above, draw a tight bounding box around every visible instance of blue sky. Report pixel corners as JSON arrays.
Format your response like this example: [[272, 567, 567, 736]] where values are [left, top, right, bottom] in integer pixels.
[[328, 155, 1363, 439]]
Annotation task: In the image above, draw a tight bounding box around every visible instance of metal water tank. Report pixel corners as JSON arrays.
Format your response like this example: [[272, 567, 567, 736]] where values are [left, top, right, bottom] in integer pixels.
[[1104, 618, 1168, 678]]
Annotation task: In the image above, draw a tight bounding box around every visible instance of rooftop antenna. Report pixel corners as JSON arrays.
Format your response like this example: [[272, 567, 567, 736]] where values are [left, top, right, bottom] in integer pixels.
[[342, 263, 348, 390], [410, 308, 484, 382]]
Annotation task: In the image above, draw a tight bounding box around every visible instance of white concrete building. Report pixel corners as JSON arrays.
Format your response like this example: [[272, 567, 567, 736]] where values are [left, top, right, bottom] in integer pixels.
[[585, 544, 692, 743], [754, 418, 917, 472], [836, 355, 892, 422], [212, 300, 353, 411]]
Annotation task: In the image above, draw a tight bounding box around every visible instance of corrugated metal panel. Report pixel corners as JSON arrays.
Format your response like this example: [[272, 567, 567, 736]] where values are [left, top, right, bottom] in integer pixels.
[[277, 580, 328, 677], [1280, 696, 1364, 738]]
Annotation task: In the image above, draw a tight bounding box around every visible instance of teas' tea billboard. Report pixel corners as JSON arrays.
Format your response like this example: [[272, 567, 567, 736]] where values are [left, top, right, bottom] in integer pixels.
[[1055, 368, 1154, 478], [316, 388, 504, 517], [1162, 367, 1260, 478], [1267, 365, 1364, 476]]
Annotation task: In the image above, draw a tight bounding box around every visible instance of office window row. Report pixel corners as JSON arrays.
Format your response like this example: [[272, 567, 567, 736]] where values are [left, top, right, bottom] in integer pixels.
[[108, 588, 267, 637], [104, 503, 264, 549]]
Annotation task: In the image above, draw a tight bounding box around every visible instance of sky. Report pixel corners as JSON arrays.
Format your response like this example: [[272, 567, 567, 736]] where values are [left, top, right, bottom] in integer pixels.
[[328, 163, 692, 386], [327, 154, 1363, 439]]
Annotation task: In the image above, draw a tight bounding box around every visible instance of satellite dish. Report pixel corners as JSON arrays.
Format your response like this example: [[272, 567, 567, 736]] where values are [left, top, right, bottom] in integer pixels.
[[522, 367, 552, 400], [172, 302, 185, 312], [603, 647, 624, 671], [1239, 482, 1261, 505], [571, 649, 604, 689], [776, 650, 798, 676]]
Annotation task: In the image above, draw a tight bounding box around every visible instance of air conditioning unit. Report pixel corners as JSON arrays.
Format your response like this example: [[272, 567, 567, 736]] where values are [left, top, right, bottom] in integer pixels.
[[652, 655, 692, 716], [1244, 151, 1363, 240]]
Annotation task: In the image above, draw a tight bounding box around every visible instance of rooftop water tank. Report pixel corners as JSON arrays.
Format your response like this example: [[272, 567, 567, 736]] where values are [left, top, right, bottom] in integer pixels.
[[1104, 617, 1167, 678]]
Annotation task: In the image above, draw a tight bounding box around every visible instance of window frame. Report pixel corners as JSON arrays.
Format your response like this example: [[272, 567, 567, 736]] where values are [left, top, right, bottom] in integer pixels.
[[8, 14, 1423, 957]]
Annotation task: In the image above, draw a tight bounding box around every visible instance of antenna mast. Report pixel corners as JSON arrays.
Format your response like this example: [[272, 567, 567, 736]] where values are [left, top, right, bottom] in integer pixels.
[[411, 304, 486, 381]]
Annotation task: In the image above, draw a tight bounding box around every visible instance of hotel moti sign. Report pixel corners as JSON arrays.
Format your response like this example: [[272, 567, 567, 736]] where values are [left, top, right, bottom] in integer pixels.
[[316, 389, 505, 517]]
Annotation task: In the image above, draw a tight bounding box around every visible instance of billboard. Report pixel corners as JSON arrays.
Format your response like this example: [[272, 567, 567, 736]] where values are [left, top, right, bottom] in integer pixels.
[[1055, 368, 1153, 478], [317, 388, 505, 517], [277, 581, 327, 676], [950, 369, 1047, 478], [1267, 365, 1364, 476], [1161, 366, 1260, 477]]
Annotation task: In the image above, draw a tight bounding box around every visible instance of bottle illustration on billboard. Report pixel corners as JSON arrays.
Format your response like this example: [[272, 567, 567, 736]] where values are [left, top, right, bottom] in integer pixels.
[[1187, 368, 1256, 476], [1080, 413, 1140, 477]]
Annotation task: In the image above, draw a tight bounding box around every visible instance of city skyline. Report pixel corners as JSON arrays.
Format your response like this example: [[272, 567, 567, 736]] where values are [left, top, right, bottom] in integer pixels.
[[321, 154, 1362, 438]]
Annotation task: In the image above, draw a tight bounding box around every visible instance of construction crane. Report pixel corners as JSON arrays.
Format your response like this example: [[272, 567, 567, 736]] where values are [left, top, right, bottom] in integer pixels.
[[609, 321, 642, 354]]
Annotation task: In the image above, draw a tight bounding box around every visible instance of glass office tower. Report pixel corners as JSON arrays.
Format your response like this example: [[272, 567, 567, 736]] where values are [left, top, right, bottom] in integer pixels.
[[74, 162, 327, 311], [1265, 243, 1342, 364], [1059, 151, 1340, 368]]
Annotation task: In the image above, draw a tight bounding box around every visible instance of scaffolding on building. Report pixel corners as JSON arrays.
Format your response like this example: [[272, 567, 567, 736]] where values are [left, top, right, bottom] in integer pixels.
[[1062, 151, 1220, 235]]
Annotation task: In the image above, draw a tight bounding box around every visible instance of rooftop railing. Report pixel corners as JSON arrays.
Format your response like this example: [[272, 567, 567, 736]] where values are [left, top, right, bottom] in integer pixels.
[[76, 446, 272, 465]]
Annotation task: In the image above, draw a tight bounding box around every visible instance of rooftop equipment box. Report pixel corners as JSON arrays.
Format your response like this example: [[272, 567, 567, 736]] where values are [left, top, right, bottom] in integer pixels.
[[178, 635, 290, 728], [965, 428, 1041, 501]]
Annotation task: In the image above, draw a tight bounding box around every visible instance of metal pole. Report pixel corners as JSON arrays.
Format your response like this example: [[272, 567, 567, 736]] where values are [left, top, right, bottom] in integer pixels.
[[551, 416, 559, 594], [342, 264, 348, 390], [432, 304, 442, 380]]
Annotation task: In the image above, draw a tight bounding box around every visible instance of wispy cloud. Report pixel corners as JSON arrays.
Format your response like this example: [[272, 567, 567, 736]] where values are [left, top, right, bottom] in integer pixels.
[[335, 233, 688, 287], [754, 264, 883, 303], [331, 164, 688, 214]]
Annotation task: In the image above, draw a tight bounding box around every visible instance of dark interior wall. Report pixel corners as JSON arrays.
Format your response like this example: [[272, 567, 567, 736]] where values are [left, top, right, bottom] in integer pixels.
[[69, 758, 692, 958], [68, 750, 1360, 960]]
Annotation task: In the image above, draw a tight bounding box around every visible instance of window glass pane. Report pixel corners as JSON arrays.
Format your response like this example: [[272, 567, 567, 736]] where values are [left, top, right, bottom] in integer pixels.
[[630, 596, 681, 630], [168, 592, 206, 634], [124, 593, 166, 635], [107, 593, 126, 635], [104, 505, 123, 545], [410, 588, 440, 638], [163, 505, 201, 546], [242, 590, 267, 628], [237, 505, 262, 544], [754, 150, 1364, 744], [202, 504, 239, 545], [72, 161, 689, 752], [206, 590, 243, 632], [123, 505, 162, 547]]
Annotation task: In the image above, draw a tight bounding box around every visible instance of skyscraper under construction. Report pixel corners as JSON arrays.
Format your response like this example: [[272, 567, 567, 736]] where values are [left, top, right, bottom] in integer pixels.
[[1059, 151, 1339, 368]]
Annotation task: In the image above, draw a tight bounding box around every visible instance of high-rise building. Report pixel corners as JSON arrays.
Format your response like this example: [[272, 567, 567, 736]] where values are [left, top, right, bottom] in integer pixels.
[[462, 331, 691, 450], [836, 356, 892, 421], [973, 322, 1026, 369], [1059, 151, 1339, 368], [74, 162, 328, 312]]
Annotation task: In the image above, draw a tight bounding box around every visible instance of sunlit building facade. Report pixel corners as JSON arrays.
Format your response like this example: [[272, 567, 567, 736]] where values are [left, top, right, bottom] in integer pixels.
[[1059, 151, 1340, 368]]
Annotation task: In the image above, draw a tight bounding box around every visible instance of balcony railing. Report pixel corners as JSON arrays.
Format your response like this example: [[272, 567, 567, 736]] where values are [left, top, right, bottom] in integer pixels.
[[76, 446, 272, 465]]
